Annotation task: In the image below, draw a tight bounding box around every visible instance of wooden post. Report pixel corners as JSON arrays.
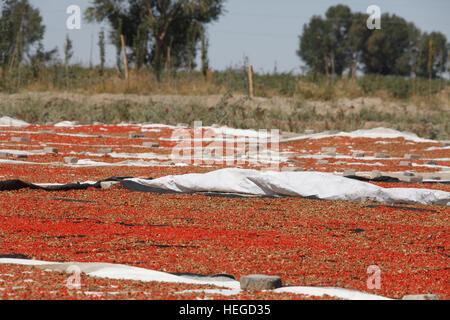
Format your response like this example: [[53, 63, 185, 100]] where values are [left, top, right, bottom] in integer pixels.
[[248, 65, 254, 98], [120, 35, 129, 80]]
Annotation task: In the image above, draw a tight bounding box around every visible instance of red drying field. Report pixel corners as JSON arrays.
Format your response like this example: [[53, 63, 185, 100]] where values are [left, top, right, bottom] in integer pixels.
[[0, 124, 449, 300], [0, 187, 448, 299]]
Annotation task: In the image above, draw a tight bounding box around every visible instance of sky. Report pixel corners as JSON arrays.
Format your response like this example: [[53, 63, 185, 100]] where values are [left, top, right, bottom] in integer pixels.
[[28, 0, 450, 73]]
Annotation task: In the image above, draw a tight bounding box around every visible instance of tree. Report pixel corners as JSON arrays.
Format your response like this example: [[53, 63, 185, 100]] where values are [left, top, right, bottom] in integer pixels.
[[86, 0, 225, 81], [297, 6, 441, 78], [113, 18, 123, 74], [29, 41, 57, 79], [64, 34, 73, 69], [298, 5, 353, 77], [324, 5, 352, 76], [133, 23, 148, 71], [361, 14, 419, 75], [63, 34, 73, 87], [200, 27, 209, 78], [0, 0, 45, 69], [98, 29, 106, 75], [185, 20, 201, 72], [348, 12, 371, 79], [447, 43, 450, 75], [416, 32, 448, 78], [297, 15, 331, 76]]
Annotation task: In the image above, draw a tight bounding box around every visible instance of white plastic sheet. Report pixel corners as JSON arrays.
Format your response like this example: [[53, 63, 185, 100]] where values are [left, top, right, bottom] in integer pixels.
[[283, 127, 435, 143], [0, 258, 390, 300], [130, 168, 450, 205], [0, 116, 29, 127]]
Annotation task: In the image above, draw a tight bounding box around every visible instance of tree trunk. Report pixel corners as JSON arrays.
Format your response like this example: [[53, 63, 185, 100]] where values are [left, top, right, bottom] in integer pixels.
[[154, 39, 163, 82], [324, 55, 329, 77], [331, 53, 335, 77], [323, 53, 329, 85], [166, 44, 171, 74], [352, 60, 357, 81], [351, 51, 358, 82], [330, 53, 335, 86]]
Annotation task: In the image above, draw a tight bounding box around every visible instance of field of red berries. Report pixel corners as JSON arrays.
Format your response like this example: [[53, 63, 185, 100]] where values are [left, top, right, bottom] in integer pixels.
[[0, 124, 448, 300]]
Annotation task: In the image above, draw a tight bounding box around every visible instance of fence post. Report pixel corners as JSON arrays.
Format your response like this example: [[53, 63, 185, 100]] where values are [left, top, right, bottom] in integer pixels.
[[248, 65, 254, 98], [120, 34, 129, 81]]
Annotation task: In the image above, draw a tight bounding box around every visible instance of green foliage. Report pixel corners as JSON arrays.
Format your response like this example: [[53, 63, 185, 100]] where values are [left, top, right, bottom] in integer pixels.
[[298, 5, 355, 76], [357, 74, 444, 98], [28, 41, 57, 79], [85, 0, 225, 80], [0, 0, 45, 67], [298, 5, 447, 78], [64, 34, 73, 67], [133, 23, 147, 71], [363, 14, 420, 75], [200, 30, 209, 78], [297, 15, 330, 75], [213, 66, 249, 94], [324, 5, 352, 75], [416, 32, 448, 78], [185, 21, 201, 71]]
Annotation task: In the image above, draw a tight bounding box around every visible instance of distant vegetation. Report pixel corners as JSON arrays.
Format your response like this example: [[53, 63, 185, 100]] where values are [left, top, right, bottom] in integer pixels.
[[0, 1, 449, 139], [0, 64, 449, 100], [298, 5, 448, 79], [0, 1, 448, 99]]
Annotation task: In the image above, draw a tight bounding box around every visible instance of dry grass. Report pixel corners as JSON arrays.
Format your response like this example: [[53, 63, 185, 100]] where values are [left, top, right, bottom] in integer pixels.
[[1, 65, 449, 101], [0, 91, 448, 140]]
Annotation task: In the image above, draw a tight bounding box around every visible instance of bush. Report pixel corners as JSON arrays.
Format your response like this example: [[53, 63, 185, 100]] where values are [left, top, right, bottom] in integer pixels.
[[385, 77, 411, 98]]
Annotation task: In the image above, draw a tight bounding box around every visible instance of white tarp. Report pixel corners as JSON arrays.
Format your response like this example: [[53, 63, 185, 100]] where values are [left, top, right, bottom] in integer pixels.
[[0, 116, 29, 127], [129, 168, 450, 205], [0, 258, 390, 300], [283, 127, 435, 143], [54, 121, 79, 127]]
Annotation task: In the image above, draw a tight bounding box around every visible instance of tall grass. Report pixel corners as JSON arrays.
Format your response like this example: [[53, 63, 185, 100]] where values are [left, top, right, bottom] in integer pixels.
[[1, 64, 448, 103]]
